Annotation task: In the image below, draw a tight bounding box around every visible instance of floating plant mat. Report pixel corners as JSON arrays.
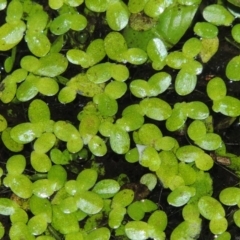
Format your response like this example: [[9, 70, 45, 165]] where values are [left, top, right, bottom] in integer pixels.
[[2, 0, 240, 240]]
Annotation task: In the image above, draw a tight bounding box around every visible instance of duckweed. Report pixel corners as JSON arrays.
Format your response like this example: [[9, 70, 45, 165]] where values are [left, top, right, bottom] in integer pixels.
[[1, 0, 240, 239]]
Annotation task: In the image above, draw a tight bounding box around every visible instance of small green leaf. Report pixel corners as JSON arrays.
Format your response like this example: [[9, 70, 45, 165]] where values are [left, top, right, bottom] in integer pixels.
[[87, 63, 112, 84], [207, 77, 226, 100], [58, 86, 77, 104], [0, 0, 7, 10], [49, 0, 63, 9], [203, 4, 234, 26], [122, 48, 148, 65], [130, 79, 150, 98], [88, 135, 107, 157], [167, 186, 195, 207], [199, 37, 219, 63], [0, 198, 18, 215], [10, 208, 28, 224], [66, 135, 83, 153], [109, 206, 126, 229], [34, 53, 68, 77], [4, 56, 14, 73], [25, 32, 51, 57], [154, 136, 176, 151], [105, 81, 127, 99], [94, 93, 118, 117], [106, 1, 129, 31], [219, 187, 240, 206], [178, 162, 197, 185], [49, 13, 71, 35], [76, 169, 98, 191], [16, 74, 39, 102], [29, 195, 52, 223], [148, 72, 171, 96], [28, 214, 48, 235], [20, 55, 40, 72], [0, 21, 26, 51], [165, 104, 187, 131], [9, 222, 34, 240], [187, 120, 207, 141], [6, 154, 26, 175], [53, 121, 80, 142], [176, 145, 204, 163], [65, 180, 78, 196], [187, 101, 209, 119], [79, 114, 101, 144], [27, 8, 49, 32], [140, 199, 158, 212], [125, 148, 139, 163], [198, 196, 225, 220], [147, 38, 168, 67], [10, 122, 42, 144], [67, 49, 91, 68], [231, 24, 240, 43], [182, 37, 202, 58], [86, 227, 110, 240], [194, 133, 222, 151], [213, 96, 240, 117], [32, 179, 55, 198], [33, 132, 56, 153], [1, 128, 24, 152], [127, 201, 145, 220], [75, 191, 104, 214], [5, 174, 33, 199], [125, 221, 150, 240], [50, 148, 71, 165], [194, 22, 218, 38], [140, 98, 172, 121], [226, 55, 240, 81], [69, 13, 87, 31], [170, 219, 201, 240], [195, 152, 214, 171], [116, 112, 144, 132], [175, 68, 197, 96], [148, 210, 168, 232], [234, 209, 240, 228], [68, 73, 104, 98], [182, 203, 200, 221], [11, 68, 28, 83], [110, 64, 129, 82], [99, 121, 114, 137], [156, 151, 178, 188], [85, 0, 108, 12], [166, 51, 188, 69], [52, 205, 79, 234], [104, 32, 127, 61], [139, 146, 161, 171], [0, 114, 7, 132], [92, 179, 120, 198], [111, 189, 134, 208], [86, 38, 106, 65], [28, 99, 51, 123], [128, 0, 147, 13], [144, 0, 166, 17], [140, 173, 157, 191], [47, 165, 67, 191], [37, 77, 59, 96], [188, 171, 213, 204], [209, 217, 228, 235], [110, 125, 130, 154]]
